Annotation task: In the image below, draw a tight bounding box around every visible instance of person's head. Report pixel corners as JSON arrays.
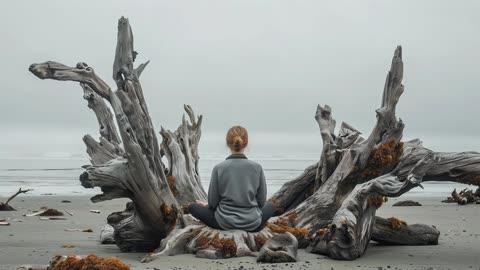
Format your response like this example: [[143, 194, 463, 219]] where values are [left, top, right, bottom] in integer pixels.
[[226, 126, 248, 153]]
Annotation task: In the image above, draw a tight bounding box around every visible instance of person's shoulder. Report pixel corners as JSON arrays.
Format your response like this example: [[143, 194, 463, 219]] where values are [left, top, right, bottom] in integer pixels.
[[245, 159, 263, 172], [213, 160, 231, 171]]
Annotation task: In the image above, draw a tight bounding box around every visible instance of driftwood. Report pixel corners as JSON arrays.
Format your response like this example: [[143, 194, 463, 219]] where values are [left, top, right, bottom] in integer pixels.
[[371, 216, 439, 245], [0, 188, 32, 211], [442, 188, 480, 205], [257, 232, 298, 263], [29, 17, 480, 262]]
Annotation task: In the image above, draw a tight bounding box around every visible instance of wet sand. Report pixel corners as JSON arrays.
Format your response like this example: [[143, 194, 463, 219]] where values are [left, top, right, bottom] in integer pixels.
[[0, 195, 479, 270]]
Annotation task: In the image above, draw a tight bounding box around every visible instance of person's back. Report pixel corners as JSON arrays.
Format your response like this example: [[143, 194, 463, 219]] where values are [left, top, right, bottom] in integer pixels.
[[188, 125, 275, 232], [209, 154, 266, 231]]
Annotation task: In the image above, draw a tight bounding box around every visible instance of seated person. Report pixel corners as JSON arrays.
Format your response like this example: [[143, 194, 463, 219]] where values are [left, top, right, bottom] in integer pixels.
[[189, 126, 275, 232]]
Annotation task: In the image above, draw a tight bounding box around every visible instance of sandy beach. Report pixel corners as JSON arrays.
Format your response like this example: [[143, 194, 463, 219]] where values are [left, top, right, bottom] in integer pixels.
[[0, 195, 478, 270]]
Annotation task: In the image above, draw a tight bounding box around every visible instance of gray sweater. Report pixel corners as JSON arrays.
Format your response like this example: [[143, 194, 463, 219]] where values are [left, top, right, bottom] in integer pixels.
[[208, 154, 267, 231]]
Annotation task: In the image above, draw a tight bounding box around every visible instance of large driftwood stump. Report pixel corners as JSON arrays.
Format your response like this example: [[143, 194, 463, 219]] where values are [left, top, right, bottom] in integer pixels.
[[29, 17, 480, 261]]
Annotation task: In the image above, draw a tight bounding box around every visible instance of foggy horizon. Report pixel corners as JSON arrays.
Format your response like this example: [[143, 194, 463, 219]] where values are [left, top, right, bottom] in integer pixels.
[[1, 0, 479, 155]]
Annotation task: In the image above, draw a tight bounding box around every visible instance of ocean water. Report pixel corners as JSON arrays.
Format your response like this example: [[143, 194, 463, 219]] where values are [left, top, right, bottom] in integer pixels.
[[0, 156, 315, 198], [0, 131, 477, 198]]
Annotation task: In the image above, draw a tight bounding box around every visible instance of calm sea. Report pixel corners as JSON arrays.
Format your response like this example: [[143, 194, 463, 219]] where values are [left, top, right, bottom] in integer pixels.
[[0, 131, 477, 198]]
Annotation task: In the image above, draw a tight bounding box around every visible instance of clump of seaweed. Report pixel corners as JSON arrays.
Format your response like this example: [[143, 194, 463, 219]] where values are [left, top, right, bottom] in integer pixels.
[[387, 216, 407, 230], [39, 208, 64, 216], [50, 254, 130, 270]]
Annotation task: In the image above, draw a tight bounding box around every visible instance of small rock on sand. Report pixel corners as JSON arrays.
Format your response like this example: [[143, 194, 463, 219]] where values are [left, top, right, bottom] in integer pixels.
[[392, 200, 422, 206]]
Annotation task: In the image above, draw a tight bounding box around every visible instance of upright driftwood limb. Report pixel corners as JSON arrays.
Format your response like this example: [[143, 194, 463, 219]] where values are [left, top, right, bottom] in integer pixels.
[[292, 47, 406, 232], [0, 188, 33, 211], [314, 105, 337, 191], [29, 61, 122, 166], [160, 105, 207, 204], [30, 17, 179, 252]]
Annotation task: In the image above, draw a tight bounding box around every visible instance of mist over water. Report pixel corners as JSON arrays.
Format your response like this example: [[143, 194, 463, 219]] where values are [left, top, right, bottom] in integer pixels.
[[0, 129, 477, 197]]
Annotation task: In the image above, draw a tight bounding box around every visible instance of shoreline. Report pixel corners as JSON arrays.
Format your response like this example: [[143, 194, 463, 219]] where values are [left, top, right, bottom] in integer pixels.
[[0, 195, 479, 270]]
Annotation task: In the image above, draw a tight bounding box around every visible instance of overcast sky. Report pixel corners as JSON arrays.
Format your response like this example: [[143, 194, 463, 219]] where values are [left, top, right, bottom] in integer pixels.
[[1, 0, 479, 156]]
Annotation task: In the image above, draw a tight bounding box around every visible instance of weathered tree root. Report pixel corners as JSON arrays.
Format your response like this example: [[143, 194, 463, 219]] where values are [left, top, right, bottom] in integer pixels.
[[442, 188, 480, 205], [306, 153, 436, 260], [28, 17, 480, 263], [141, 215, 309, 262]]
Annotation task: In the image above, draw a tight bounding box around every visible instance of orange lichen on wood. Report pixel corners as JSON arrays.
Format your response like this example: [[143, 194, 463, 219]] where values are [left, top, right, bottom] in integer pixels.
[[267, 221, 309, 238], [210, 233, 222, 249], [194, 232, 212, 249], [167, 175, 176, 196], [387, 216, 407, 230], [284, 211, 298, 226], [268, 199, 284, 215], [315, 228, 329, 237], [267, 222, 286, 234], [185, 227, 203, 244], [254, 234, 267, 248], [273, 217, 290, 227], [160, 203, 177, 223], [368, 195, 387, 209], [359, 139, 404, 179], [195, 232, 236, 257], [220, 237, 237, 258], [182, 204, 190, 214], [51, 254, 130, 270]]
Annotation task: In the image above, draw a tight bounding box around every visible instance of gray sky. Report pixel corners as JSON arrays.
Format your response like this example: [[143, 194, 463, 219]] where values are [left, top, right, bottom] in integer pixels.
[[1, 0, 479, 156]]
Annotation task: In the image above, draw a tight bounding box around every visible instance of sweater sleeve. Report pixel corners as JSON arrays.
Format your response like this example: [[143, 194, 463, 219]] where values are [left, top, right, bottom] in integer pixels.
[[208, 166, 220, 210], [256, 167, 267, 208]]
